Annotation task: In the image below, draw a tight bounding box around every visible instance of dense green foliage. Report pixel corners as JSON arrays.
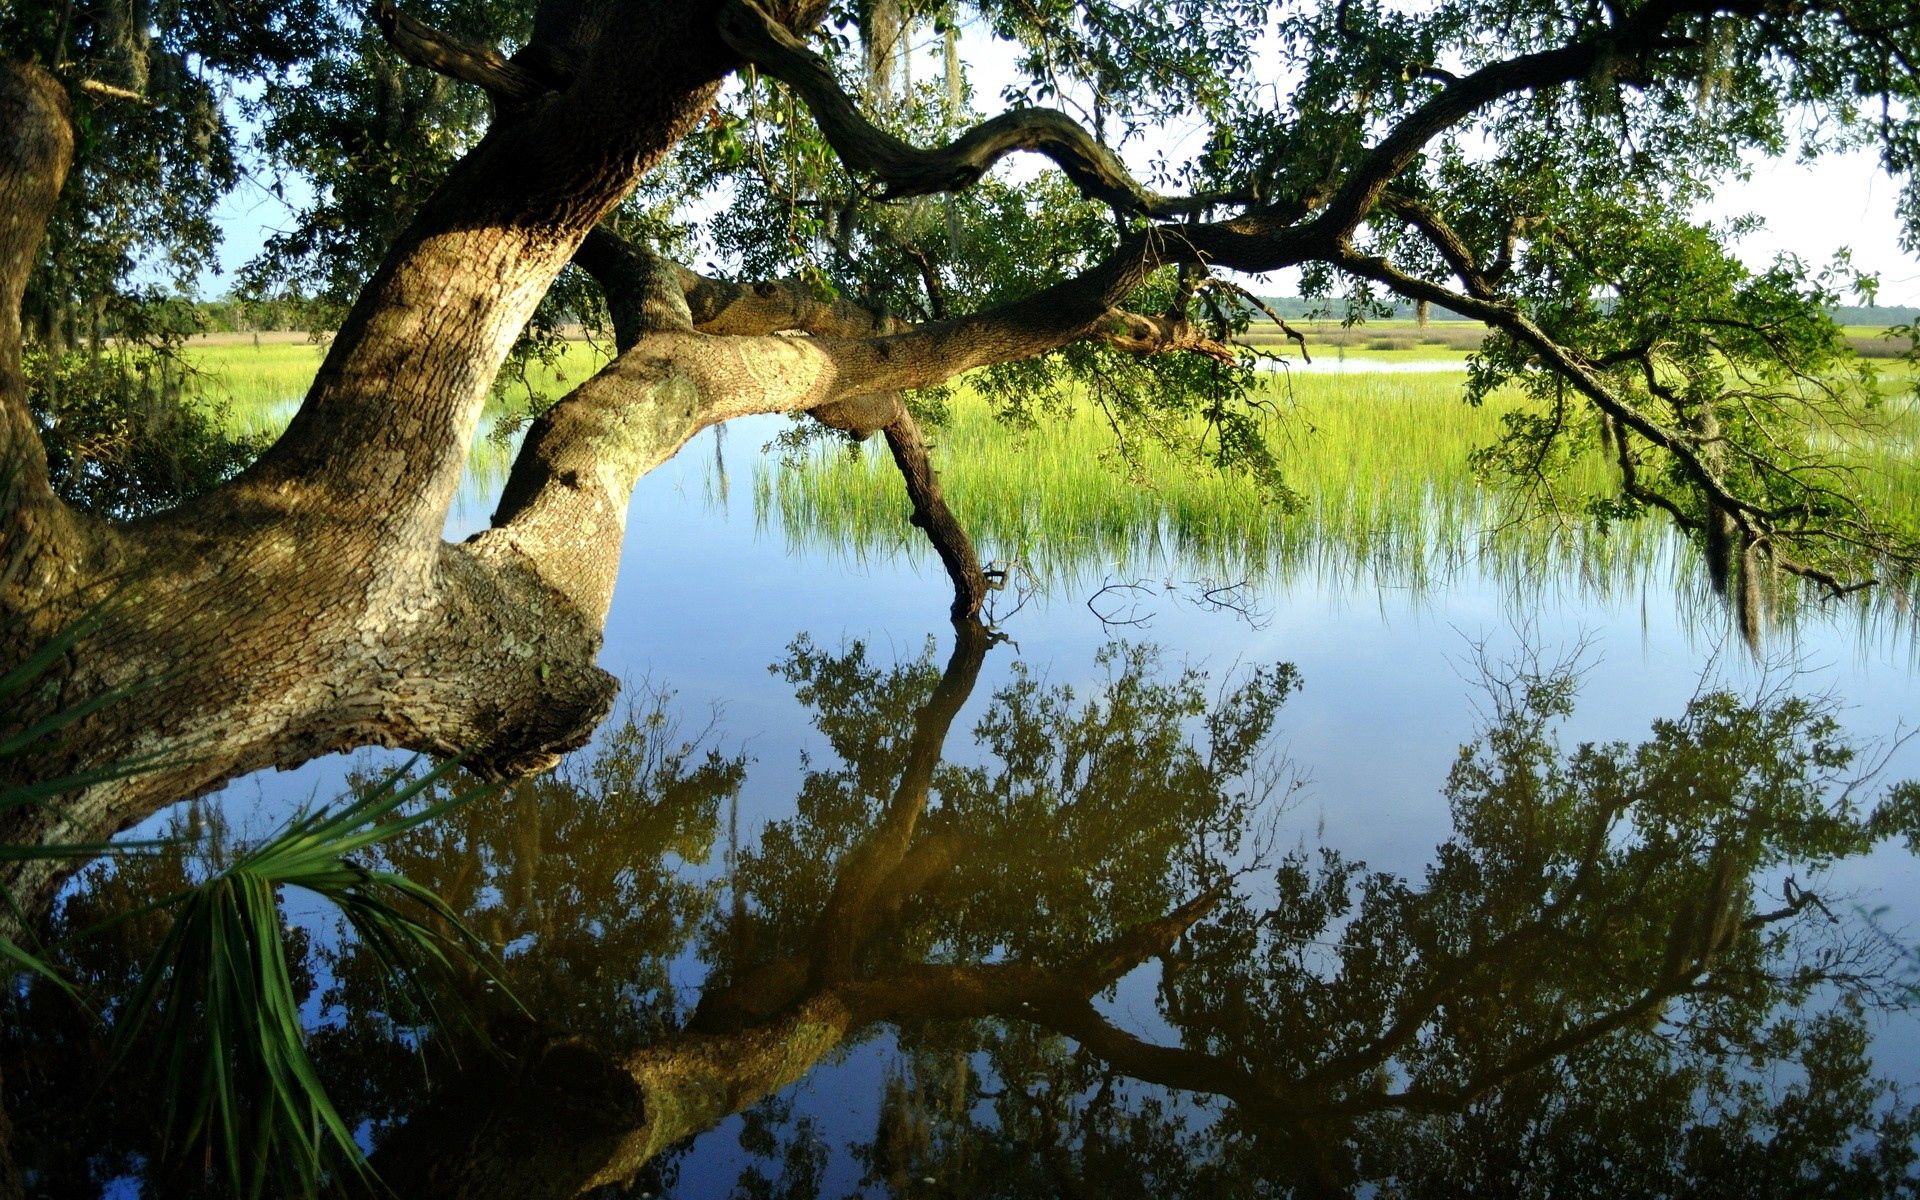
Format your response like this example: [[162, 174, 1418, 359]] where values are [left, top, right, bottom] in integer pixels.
[[0, 0, 333, 342]]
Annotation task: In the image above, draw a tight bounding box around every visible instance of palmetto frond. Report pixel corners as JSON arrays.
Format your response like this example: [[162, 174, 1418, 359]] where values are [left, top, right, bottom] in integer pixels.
[[107, 759, 513, 1198]]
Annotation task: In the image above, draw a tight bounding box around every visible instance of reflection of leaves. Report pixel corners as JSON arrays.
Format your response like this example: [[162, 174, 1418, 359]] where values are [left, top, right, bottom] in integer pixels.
[[1872, 779, 1920, 854], [941, 647, 1298, 961], [1109, 667, 1920, 1193], [16, 637, 1920, 1196], [729, 638, 1298, 978], [753, 656, 1920, 1198], [312, 687, 740, 1136]]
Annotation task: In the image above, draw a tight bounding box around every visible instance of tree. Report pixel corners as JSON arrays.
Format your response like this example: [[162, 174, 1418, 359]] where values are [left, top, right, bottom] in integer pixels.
[[5, 0, 1920, 912]]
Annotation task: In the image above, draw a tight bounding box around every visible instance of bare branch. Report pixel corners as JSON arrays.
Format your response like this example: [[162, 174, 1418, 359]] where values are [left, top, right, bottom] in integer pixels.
[[1378, 192, 1496, 298], [1201, 279, 1312, 361], [882, 411, 991, 619], [74, 78, 145, 103]]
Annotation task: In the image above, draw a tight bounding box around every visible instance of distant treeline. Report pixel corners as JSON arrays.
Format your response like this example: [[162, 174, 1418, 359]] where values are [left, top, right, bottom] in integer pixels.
[[182, 294, 1920, 335], [1254, 296, 1920, 327], [1253, 297, 1477, 322], [192, 295, 338, 334], [1827, 304, 1920, 328]]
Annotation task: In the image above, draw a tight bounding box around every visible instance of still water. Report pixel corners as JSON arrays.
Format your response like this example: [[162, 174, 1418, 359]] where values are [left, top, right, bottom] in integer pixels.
[[12, 393, 1920, 1195]]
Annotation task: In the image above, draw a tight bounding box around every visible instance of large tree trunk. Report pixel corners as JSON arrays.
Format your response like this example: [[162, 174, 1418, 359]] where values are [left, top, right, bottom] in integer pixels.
[[0, 3, 746, 913]]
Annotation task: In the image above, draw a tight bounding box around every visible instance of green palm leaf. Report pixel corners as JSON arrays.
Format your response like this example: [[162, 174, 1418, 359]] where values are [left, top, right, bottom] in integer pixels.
[[7, 590, 518, 1197], [107, 757, 516, 1198]]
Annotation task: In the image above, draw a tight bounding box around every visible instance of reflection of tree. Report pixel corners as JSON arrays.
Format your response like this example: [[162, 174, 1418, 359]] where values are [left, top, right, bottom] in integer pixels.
[[6, 630, 1918, 1197], [773, 656, 1920, 1198], [353, 619, 1287, 1199], [311, 687, 743, 1138], [700, 632, 1297, 1025]]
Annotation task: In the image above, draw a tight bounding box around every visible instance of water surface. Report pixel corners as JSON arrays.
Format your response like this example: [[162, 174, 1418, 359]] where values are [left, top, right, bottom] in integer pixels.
[[12, 386, 1920, 1196]]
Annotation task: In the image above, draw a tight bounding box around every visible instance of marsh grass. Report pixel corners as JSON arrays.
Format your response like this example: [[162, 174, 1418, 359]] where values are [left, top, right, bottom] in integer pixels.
[[174, 337, 1920, 636], [180, 338, 612, 433], [762, 371, 1641, 594], [178, 340, 329, 433], [758, 369, 1920, 638]]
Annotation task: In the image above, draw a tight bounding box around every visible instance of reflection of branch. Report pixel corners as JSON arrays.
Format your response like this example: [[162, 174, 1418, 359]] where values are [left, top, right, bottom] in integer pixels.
[[691, 620, 994, 1032], [1193, 579, 1272, 629], [805, 618, 991, 988], [1087, 576, 1272, 630], [1088, 578, 1157, 629], [1371, 979, 1698, 1117], [1039, 996, 1304, 1123], [377, 858, 1225, 1199]]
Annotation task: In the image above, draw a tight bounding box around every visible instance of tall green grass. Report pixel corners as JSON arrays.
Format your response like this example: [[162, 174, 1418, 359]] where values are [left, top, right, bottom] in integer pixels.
[[759, 371, 1648, 595], [180, 338, 613, 434], [179, 340, 328, 433], [757, 369, 1920, 638]]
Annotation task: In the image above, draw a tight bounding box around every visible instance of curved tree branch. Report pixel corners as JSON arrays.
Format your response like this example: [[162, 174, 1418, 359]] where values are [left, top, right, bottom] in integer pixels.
[[370, 0, 565, 104], [1378, 192, 1497, 298], [713, 0, 1245, 218], [1308, 0, 1749, 237], [573, 227, 696, 349], [679, 269, 898, 338], [570, 227, 993, 617]]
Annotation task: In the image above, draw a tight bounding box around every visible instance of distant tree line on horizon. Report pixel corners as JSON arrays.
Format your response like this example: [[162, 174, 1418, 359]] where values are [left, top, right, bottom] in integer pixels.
[[177, 294, 1920, 334], [1246, 295, 1920, 326]]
